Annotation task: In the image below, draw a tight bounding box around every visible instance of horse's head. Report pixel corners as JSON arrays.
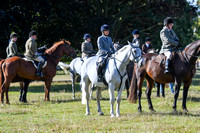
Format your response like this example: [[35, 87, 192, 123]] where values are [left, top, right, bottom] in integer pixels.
[[128, 41, 143, 64], [62, 40, 77, 58]]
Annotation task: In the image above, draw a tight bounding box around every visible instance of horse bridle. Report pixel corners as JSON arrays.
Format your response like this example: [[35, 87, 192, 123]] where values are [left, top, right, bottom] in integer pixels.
[[112, 47, 141, 91]]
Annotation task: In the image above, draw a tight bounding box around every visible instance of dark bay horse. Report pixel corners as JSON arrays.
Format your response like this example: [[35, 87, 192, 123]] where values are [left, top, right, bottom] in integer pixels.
[[0, 40, 76, 104], [128, 40, 200, 113]]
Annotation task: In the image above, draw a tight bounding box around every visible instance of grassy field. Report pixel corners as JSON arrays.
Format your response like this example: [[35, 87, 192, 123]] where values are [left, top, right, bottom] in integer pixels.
[[0, 70, 199, 133]]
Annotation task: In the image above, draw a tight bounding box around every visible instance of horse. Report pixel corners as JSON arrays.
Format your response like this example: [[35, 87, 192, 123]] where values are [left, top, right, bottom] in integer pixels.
[[128, 40, 200, 113], [81, 42, 143, 117], [0, 40, 76, 104]]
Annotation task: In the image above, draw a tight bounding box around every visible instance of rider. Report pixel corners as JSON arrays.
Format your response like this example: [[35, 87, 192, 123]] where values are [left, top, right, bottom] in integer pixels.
[[6, 32, 21, 58], [160, 17, 183, 74], [142, 37, 153, 54], [81, 33, 95, 59], [24, 30, 45, 77], [132, 29, 141, 49], [97, 24, 115, 82]]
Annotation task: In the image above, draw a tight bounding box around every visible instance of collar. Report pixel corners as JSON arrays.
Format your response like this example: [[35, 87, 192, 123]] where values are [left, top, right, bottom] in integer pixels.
[[145, 43, 149, 48]]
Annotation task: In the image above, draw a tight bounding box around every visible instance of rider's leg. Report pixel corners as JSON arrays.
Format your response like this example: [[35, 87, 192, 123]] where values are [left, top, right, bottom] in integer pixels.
[[97, 57, 104, 82], [164, 51, 172, 74], [34, 56, 45, 77]]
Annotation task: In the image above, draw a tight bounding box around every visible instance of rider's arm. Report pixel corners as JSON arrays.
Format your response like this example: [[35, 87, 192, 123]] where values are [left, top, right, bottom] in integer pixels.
[[9, 43, 18, 56]]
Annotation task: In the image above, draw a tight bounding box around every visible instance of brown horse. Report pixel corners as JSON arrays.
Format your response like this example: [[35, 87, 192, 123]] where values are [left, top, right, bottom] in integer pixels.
[[128, 40, 200, 113], [0, 40, 76, 104]]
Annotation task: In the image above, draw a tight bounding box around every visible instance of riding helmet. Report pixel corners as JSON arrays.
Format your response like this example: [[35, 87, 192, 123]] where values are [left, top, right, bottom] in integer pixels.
[[83, 34, 91, 40], [10, 32, 18, 39], [132, 29, 140, 35], [101, 24, 110, 32], [29, 30, 37, 37], [164, 17, 174, 25], [145, 37, 151, 42]]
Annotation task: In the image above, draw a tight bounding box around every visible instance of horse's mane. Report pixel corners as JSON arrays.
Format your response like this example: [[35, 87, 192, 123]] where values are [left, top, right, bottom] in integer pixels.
[[45, 40, 71, 54], [114, 45, 128, 55], [185, 40, 200, 51]]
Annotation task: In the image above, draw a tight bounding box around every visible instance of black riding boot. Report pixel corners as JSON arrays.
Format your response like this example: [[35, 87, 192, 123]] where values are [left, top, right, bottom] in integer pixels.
[[36, 61, 44, 77], [97, 63, 103, 82], [164, 59, 172, 74]]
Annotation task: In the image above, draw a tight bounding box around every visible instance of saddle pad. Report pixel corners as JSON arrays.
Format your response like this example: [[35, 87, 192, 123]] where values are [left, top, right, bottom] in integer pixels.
[[23, 58, 47, 68], [154, 54, 166, 64]]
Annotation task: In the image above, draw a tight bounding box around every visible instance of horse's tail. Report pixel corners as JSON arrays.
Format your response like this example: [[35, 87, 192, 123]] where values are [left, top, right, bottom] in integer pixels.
[[127, 66, 138, 103], [0, 60, 5, 87]]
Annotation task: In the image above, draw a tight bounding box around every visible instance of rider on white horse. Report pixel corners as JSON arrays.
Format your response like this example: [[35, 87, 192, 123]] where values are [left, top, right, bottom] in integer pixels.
[[97, 24, 115, 82], [81, 33, 95, 60], [132, 29, 141, 48]]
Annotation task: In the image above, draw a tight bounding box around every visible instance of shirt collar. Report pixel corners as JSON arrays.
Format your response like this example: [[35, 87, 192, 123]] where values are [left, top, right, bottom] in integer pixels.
[[145, 43, 149, 48]]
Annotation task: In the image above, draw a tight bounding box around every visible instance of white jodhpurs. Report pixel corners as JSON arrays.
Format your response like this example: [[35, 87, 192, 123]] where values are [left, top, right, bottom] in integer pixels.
[[164, 51, 172, 60], [34, 56, 44, 63]]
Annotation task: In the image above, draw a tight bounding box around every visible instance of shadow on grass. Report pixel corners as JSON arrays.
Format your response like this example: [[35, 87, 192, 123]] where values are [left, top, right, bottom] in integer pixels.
[[9, 83, 81, 93], [135, 111, 200, 117]]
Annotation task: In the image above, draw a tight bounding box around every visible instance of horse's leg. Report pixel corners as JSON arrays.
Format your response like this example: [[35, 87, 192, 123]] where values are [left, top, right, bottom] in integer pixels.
[[22, 80, 30, 103], [125, 80, 130, 98], [145, 76, 155, 112], [19, 82, 24, 102], [5, 86, 10, 104], [82, 77, 90, 115], [156, 82, 160, 97], [96, 87, 104, 115], [1, 79, 11, 105], [116, 79, 126, 117], [173, 80, 181, 113], [90, 84, 94, 100], [108, 84, 115, 117], [70, 72, 76, 99], [161, 83, 165, 97], [44, 78, 53, 101], [182, 80, 191, 112]]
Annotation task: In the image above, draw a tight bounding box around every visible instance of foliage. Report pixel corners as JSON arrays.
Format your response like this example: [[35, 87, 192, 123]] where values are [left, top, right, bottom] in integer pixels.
[[0, 0, 199, 58]]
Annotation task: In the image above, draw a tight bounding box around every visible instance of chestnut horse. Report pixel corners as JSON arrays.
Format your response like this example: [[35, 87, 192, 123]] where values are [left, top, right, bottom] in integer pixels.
[[0, 40, 76, 104], [128, 40, 200, 113]]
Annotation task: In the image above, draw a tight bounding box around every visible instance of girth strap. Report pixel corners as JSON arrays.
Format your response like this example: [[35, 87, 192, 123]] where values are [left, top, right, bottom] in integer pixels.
[[114, 58, 127, 91]]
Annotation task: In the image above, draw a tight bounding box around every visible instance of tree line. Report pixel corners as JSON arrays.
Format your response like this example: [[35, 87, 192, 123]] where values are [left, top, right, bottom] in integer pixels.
[[0, 0, 199, 58]]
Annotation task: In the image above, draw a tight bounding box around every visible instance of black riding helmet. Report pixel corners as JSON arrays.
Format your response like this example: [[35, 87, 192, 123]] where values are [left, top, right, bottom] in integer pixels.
[[164, 17, 174, 25], [10, 32, 18, 39]]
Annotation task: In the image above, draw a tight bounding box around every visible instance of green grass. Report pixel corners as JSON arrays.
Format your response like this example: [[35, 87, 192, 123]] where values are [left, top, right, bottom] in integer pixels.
[[0, 70, 200, 133]]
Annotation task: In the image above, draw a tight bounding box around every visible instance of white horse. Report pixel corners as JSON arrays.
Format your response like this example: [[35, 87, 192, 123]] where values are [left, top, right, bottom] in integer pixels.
[[58, 58, 95, 99], [81, 42, 142, 117]]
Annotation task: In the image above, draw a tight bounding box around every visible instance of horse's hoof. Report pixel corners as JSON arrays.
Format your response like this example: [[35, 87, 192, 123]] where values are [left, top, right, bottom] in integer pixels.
[[183, 109, 188, 113], [85, 112, 90, 115], [116, 114, 121, 117], [150, 109, 156, 113], [2, 103, 5, 106], [73, 97, 75, 100], [173, 109, 178, 114], [98, 112, 104, 116], [6, 102, 10, 105], [138, 109, 142, 113], [111, 114, 116, 118]]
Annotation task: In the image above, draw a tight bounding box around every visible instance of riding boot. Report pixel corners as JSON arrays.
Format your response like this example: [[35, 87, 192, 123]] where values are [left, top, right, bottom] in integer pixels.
[[97, 63, 103, 82], [164, 59, 172, 75], [36, 61, 44, 77]]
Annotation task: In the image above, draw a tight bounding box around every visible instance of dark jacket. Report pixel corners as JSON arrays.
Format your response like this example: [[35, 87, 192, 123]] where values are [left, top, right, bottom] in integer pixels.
[[142, 43, 153, 54]]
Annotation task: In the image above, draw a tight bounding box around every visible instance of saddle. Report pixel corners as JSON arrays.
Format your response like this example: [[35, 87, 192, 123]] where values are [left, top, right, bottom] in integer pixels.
[[153, 52, 178, 66], [23, 57, 47, 69]]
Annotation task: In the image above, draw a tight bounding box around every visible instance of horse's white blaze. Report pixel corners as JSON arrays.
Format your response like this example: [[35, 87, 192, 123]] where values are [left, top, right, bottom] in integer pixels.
[[81, 43, 142, 117]]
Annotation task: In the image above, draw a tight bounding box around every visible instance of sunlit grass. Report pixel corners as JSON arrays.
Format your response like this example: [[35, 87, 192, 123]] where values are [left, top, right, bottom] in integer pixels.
[[0, 70, 199, 132]]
